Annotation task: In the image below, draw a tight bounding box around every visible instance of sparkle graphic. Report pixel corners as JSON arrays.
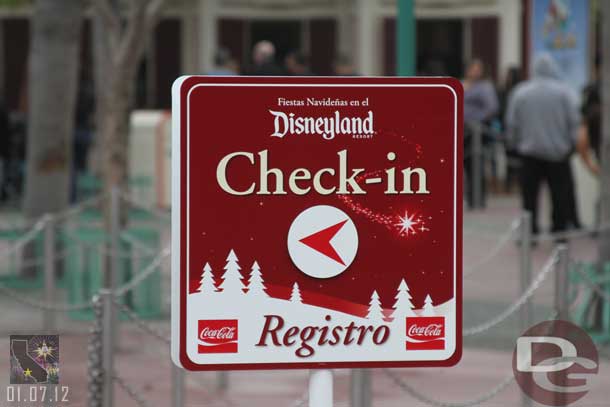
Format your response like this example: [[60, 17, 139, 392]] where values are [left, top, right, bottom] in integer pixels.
[[396, 211, 418, 235], [34, 341, 54, 362], [337, 170, 432, 239]]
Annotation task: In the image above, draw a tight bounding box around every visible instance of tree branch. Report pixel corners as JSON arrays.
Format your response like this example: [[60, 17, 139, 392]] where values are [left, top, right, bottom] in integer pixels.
[[115, 0, 148, 71], [92, 0, 121, 51], [92, 0, 120, 32]]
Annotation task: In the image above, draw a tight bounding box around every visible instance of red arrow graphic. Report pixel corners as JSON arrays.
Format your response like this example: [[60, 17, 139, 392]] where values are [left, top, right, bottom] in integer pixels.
[[299, 220, 348, 265]]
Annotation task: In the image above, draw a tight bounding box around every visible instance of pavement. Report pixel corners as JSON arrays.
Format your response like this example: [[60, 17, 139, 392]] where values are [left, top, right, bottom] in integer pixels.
[[1, 193, 609, 406]]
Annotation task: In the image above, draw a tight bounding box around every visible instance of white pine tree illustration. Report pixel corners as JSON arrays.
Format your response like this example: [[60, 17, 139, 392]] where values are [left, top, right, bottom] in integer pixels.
[[218, 249, 245, 294], [197, 262, 216, 294], [248, 261, 267, 296], [366, 290, 385, 321], [391, 279, 415, 319], [421, 294, 435, 316], [290, 283, 302, 303]]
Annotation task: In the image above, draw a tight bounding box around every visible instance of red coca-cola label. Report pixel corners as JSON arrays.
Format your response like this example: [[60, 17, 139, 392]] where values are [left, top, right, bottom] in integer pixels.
[[405, 317, 445, 350], [198, 320, 238, 353]]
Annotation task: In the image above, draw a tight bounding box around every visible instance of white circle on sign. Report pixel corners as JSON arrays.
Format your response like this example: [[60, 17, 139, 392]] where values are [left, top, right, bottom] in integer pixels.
[[287, 205, 358, 279]]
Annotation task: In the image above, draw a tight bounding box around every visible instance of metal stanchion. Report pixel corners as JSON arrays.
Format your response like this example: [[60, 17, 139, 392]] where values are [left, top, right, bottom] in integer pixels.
[[109, 187, 121, 290], [109, 187, 121, 351], [555, 244, 570, 320], [519, 212, 533, 407], [309, 369, 333, 407], [172, 364, 185, 407], [350, 369, 371, 407], [43, 215, 56, 331], [100, 289, 115, 407], [471, 123, 483, 209], [217, 371, 229, 392]]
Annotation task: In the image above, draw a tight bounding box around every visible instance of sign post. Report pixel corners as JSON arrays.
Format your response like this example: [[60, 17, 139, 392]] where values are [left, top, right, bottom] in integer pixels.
[[171, 77, 463, 396]]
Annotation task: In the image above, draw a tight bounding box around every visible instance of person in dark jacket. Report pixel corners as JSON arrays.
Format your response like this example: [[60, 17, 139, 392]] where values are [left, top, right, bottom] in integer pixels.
[[505, 54, 581, 236], [463, 59, 499, 209]]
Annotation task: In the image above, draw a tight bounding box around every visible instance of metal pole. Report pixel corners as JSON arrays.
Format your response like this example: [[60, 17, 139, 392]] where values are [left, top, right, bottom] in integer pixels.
[[101, 289, 115, 407], [472, 123, 483, 209], [217, 371, 229, 392], [519, 211, 533, 407], [171, 364, 184, 407], [309, 369, 333, 407], [555, 244, 570, 320], [350, 369, 371, 407], [519, 212, 533, 325], [397, 0, 416, 76], [109, 186, 121, 290], [43, 215, 56, 331]]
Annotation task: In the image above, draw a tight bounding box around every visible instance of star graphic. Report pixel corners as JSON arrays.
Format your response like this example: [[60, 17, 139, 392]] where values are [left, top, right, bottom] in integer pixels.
[[395, 211, 418, 235], [24, 368, 32, 377]]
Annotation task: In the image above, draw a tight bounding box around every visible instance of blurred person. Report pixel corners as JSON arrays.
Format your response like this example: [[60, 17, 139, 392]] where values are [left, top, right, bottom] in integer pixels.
[[285, 50, 313, 76], [333, 55, 358, 76], [579, 56, 601, 166], [246, 40, 283, 76], [0, 98, 10, 202], [463, 59, 499, 208], [71, 69, 95, 202], [505, 54, 580, 236], [499, 66, 524, 193], [208, 47, 238, 76]]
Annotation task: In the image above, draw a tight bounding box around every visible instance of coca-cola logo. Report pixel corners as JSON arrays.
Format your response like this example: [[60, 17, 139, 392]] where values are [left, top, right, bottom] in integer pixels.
[[198, 320, 238, 354], [199, 326, 237, 341], [405, 317, 445, 351], [407, 323, 443, 338]]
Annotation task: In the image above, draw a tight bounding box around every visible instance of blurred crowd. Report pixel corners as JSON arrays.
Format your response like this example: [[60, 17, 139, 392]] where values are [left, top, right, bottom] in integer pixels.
[[0, 38, 604, 240]]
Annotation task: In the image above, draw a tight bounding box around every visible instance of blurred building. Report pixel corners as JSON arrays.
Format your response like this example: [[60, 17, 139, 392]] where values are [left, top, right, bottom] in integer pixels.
[[0, 0, 530, 111]]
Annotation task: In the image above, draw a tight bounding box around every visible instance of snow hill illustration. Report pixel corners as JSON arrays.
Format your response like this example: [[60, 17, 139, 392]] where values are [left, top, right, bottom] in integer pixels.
[[186, 249, 456, 364]]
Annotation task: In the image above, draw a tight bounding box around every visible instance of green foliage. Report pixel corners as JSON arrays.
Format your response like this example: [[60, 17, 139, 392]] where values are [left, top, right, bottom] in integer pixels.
[[0, 0, 32, 7]]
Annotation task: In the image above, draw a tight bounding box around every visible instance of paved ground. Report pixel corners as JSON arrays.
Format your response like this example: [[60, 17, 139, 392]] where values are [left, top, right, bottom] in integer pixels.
[[0, 193, 609, 406]]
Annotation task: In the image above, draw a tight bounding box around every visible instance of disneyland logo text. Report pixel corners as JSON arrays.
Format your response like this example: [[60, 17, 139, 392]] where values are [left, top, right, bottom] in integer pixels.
[[269, 110, 374, 140]]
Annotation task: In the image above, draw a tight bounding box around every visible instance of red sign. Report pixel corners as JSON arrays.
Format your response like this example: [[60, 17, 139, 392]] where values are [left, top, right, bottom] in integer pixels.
[[171, 76, 463, 371]]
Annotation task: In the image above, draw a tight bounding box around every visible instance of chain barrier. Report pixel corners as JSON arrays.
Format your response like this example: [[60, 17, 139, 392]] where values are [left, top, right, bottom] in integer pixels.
[[87, 295, 104, 407], [383, 368, 514, 407], [464, 218, 520, 277], [113, 299, 170, 345], [114, 246, 170, 297], [531, 223, 610, 243], [0, 218, 45, 262], [113, 373, 153, 407], [463, 247, 560, 336], [120, 192, 170, 222], [0, 283, 94, 311], [54, 194, 105, 222]]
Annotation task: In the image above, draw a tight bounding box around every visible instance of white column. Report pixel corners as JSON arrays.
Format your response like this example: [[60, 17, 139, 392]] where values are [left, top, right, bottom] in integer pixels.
[[182, 10, 200, 74], [337, 0, 355, 59], [356, 0, 377, 75], [498, 0, 522, 79], [199, 0, 219, 74]]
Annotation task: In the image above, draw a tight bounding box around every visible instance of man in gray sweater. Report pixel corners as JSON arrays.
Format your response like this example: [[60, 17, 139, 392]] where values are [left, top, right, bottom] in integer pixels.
[[505, 54, 581, 235]]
